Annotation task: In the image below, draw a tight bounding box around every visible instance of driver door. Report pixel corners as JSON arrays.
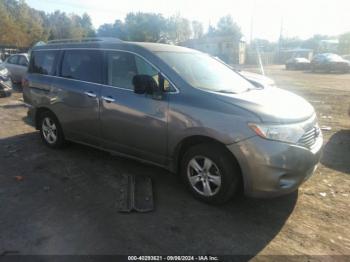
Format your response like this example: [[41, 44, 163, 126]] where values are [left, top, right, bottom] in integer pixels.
[[99, 51, 169, 165]]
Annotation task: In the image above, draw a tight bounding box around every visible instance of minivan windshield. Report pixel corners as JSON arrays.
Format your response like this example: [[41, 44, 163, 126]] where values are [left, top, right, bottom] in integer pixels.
[[156, 51, 254, 93]]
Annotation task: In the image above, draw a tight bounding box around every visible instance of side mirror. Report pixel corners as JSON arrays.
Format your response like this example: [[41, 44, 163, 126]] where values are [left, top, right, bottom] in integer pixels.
[[132, 74, 160, 95]]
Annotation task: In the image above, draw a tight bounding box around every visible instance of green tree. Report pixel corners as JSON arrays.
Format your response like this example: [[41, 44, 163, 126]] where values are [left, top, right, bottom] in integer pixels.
[[301, 34, 332, 50], [80, 13, 96, 37], [207, 24, 216, 36], [338, 32, 350, 54], [215, 15, 242, 40], [97, 23, 115, 37], [124, 12, 166, 42], [166, 14, 192, 43], [204, 15, 242, 40], [46, 11, 95, 40], [97, 19, 127, 40], [192, 20, 203, 39], [0, 0, 47, 47], [280, 37, 303, 49], [0, 0, 95, 47]]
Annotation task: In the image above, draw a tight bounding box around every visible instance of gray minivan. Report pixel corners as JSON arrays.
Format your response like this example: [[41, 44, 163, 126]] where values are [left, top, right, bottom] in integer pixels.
[[23, 38, 323, 204]]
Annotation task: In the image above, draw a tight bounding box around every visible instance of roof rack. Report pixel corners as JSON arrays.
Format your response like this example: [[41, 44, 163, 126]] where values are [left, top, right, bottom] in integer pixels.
[[47, 37, 123, 45]]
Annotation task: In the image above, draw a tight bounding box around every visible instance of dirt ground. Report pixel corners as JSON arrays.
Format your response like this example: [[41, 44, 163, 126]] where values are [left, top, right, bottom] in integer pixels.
[[0, 66, 349, 259]]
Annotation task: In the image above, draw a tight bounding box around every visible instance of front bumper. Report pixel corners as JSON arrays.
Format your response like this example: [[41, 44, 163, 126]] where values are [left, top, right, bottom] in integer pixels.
[[227, 134, 323, 198], [330, 63, 350, 72]]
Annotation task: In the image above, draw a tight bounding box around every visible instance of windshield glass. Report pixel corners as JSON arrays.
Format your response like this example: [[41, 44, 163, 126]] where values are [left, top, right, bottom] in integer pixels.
[[156, 51, 253, 93]]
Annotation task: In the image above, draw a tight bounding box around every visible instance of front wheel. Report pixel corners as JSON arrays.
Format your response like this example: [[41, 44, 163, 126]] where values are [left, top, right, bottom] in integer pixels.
[[39, 111, 65, 148], [180, 144, 241, 204]]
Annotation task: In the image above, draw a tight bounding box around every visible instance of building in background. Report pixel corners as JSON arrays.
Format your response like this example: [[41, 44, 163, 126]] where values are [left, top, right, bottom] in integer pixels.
[[179, 36, 246, 65], [0, 45, 28, 61], [318, 39, 339, 53]]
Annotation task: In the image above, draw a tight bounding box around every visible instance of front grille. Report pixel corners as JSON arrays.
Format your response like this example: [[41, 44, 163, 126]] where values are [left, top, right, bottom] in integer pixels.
[[298, 126, 319, 148]]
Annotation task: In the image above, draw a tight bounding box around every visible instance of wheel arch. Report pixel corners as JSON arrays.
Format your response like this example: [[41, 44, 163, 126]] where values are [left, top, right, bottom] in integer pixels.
[[173, 135, 243, 179], [34, 107, 58, 130]]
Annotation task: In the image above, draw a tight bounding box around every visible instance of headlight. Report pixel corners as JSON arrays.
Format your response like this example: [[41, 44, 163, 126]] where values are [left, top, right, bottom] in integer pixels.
[[249, 122, 305, 144], [0, 68, 8, 76]]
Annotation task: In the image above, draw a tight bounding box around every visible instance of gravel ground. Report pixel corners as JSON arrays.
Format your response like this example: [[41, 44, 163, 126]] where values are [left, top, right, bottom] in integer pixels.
[[0, 66, 349, 259]]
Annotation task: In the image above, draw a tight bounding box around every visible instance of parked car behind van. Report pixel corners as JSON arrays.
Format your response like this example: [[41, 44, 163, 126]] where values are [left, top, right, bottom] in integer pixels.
[[311, 53, 350, 73], [0, 63, 12, 97], [23, 38, 323, 204], [285, 57, 311, 70], [3, 53, 29, 84], [342, 55, 350, 62]]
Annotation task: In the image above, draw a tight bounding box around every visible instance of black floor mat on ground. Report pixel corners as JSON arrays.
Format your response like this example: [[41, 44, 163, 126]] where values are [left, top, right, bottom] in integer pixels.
[[117, 174, 154, 213]]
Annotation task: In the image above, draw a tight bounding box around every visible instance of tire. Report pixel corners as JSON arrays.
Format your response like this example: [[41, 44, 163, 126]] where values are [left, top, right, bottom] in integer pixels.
[[39, 111, 65, 149], [180, 143, 241, 205]]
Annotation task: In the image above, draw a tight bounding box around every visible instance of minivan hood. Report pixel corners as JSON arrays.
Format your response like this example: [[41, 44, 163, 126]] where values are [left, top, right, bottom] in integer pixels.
[[213, 87, 315, 123]]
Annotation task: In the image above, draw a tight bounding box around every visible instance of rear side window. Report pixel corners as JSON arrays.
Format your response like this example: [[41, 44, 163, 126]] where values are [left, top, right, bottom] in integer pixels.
[[29, 51, 57, 75], [61, 50, 103, 84], [18, 56, 28, 66], [7, 55, 18, 64]]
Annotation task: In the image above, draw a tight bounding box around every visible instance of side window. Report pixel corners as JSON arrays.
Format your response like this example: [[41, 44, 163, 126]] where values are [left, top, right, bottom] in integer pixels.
[[107, 51, 174, 92], [7, 55, 18, 64], [18, 56, 28, 67], [134, 56, 174, 92], [135, 56, 158, 79], [61, 50, 103, 84], [29, 51, 57, 75], [107, 52, 139, 90]]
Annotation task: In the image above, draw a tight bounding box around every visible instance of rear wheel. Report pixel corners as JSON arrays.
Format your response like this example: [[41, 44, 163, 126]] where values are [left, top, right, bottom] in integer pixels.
[[39, 111, 65, 148], [180, 143, 241, 204]]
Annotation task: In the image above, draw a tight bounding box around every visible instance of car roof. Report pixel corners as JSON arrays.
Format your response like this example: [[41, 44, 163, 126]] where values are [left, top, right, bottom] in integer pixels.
[[131, 42, 195, 52], [32, 39, 197, 54]]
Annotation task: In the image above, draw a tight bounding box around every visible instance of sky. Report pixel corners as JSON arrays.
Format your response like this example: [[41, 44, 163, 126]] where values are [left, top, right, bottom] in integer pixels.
[[26, 0, 350, 42]]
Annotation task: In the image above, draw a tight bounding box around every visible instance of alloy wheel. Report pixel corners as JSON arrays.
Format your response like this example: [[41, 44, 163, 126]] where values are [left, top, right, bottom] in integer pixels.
[[187, 156, 222, 196], [42, 117, 58, 144]]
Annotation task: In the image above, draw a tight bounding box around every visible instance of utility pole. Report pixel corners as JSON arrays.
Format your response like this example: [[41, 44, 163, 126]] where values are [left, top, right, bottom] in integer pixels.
[[249, 0, 256, 43], [278, 17, 284, 63]]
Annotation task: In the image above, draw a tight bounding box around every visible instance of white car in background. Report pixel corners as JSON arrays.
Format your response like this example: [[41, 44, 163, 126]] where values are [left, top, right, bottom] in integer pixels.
[[2, 53, 29, 84], [0, 63, 12, 97]]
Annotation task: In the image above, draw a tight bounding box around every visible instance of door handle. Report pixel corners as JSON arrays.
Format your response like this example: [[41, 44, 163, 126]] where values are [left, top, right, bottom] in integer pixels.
[[102, 96, 115, 103], [84, 91, 97, 98]]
